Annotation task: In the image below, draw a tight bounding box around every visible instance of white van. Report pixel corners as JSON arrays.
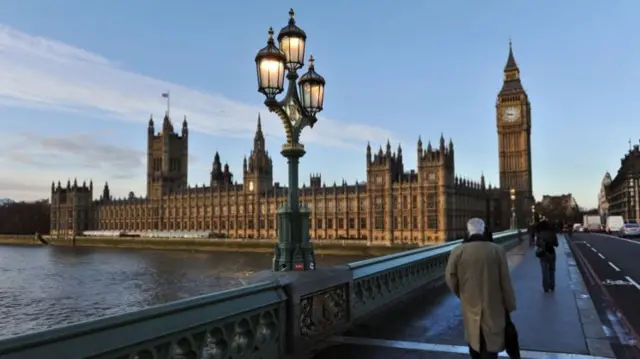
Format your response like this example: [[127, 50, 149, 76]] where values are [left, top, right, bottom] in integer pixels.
[[606, 216, 625, 233]]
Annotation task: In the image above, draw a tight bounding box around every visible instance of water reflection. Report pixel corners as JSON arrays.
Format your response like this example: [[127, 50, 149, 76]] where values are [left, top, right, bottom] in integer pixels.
[[0, 245, 367, 338]]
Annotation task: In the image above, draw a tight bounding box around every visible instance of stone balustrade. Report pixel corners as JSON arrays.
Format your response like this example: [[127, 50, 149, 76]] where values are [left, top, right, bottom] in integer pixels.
[[0, 229, 523, 359]]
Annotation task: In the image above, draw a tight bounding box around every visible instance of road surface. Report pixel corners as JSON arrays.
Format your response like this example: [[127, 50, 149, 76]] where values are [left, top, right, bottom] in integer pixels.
[[570, 232, 640, 349]]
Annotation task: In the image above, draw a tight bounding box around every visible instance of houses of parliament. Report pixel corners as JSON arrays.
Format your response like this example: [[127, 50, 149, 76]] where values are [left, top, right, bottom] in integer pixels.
[[50, 44, 534, 244]]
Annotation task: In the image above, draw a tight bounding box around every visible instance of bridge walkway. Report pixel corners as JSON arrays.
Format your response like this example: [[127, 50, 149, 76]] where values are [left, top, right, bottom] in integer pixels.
[[315, 236, 617, 359]]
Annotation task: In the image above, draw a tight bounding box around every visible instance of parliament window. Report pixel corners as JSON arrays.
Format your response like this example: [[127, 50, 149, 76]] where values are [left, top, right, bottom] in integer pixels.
[[427, 217, 438, 230], [427, 194, 437, 209], [374, 216, 384, 230], [375, 197, 383, 211], [153, 158, 161, 172], [360, 218, 367, 229]]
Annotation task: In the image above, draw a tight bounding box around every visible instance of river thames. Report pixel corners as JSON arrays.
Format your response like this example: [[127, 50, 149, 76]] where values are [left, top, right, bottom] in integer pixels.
[[0, 244, 367, 339]]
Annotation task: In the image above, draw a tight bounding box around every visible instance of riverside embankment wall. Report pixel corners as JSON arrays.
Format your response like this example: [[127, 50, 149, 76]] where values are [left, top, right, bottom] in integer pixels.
[[0, 234, 422, 256]]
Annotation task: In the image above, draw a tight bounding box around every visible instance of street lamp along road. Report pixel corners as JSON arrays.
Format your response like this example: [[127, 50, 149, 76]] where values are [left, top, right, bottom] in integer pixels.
[[510, 188, 517, 229], [255, 9, 326, 272], [531, 204, 536, 223]]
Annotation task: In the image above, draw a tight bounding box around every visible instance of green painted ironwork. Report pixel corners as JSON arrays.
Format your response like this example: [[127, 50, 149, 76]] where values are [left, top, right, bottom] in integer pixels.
[[0, 229, 525, 359], [0, 281, 287, 359]]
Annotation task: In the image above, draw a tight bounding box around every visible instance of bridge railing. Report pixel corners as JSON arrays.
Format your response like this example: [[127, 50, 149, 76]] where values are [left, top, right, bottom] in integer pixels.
[[0, 229, 524, 359]]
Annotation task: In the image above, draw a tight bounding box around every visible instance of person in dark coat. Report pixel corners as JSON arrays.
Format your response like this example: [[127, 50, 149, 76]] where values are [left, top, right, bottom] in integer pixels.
[[535, 220, 559, 292], [484, 225, 494, 242]]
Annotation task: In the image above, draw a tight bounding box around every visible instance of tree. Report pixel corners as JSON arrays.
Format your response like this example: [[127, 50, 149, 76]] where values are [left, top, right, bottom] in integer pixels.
[[0, 200, 50, 234]]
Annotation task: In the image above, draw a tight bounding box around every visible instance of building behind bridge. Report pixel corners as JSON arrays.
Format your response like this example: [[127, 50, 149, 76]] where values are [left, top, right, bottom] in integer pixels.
[[49, 44, 536, 244], [535, 193, 580, 223], [602, 145, 640, 222]]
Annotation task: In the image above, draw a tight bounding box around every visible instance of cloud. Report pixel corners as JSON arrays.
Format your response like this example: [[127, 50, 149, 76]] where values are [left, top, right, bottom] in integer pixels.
[[0, 24, 397, 150], [1, 132, 144, 179], [0, 131, 148, 201]]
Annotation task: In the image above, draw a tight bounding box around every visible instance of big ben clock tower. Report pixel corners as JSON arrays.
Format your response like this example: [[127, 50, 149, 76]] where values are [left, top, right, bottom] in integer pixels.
[[496, 41, 533, 221]]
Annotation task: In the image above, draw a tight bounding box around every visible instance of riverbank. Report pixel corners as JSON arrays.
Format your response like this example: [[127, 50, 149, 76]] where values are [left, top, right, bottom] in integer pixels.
[[0, 235, 421, 256]]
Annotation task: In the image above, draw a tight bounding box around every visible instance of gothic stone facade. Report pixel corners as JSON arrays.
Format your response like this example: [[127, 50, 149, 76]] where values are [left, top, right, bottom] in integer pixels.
[[51, 46, 530, 244], [603, 145, 640, 222]]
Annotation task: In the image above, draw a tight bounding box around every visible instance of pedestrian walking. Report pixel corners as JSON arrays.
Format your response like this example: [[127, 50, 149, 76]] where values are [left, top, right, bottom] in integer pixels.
[[446, 218, 518, 359], [535, 219, 559, 292], [528, 222, 536, 248]]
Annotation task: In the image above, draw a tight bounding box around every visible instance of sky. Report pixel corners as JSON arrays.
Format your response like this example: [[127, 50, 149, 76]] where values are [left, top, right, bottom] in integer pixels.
[[0, 1, 638, 208]]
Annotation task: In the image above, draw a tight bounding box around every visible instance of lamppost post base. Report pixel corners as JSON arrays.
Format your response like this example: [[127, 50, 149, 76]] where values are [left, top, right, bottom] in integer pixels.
[[272, 145, 317, 272], [272, 205, 316, 271]]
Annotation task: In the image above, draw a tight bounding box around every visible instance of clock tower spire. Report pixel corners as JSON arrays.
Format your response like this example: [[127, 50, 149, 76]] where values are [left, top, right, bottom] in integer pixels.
[[501, 40, 523, 93], [496, 41, 533, 224]]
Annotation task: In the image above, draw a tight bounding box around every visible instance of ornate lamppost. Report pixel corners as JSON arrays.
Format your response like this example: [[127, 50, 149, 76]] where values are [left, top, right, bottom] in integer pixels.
[[510, 188, 517, 229], [255, 9, 326, 272]]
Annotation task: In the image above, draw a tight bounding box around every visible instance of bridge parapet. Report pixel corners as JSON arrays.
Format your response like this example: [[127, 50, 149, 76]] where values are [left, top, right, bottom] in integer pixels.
[[0, 230, 524, 359]]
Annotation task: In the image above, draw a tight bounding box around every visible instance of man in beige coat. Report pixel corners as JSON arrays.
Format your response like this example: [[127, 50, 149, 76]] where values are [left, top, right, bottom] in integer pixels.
[[445, 218, 517, 359]]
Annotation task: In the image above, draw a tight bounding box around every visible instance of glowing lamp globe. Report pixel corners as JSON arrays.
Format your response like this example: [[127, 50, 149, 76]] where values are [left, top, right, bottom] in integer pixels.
[[298, 55, 326, 119], [277, 9, 307, 71], [255, 27, 286, 99]]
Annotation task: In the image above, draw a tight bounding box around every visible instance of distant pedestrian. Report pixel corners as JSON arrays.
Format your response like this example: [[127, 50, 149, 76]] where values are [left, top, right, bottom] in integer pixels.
[[446, 218, 517, 359], [528, 223, 536, 247], [535, 219, 559, 293]]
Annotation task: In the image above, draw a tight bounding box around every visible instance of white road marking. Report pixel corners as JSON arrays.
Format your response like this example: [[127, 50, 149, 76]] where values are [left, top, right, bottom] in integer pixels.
[[591, 247, 597, 252], [329, 336, 611, 359], [608, 262, 621, 271], [625, 276, 640, 290], [597, 253, 605, 259], [591, 233, 640, 245]]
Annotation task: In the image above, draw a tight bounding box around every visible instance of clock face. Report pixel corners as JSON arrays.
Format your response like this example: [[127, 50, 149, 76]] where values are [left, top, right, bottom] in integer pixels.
[[502, 106, 521, 123], [248, 181, 254, 192]]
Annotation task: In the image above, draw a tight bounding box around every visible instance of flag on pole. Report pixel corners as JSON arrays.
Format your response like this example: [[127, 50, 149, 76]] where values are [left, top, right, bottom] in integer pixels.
[[161, 92, 169, 98]]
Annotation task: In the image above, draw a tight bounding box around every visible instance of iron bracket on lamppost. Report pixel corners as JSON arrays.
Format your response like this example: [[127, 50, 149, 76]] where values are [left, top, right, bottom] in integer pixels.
[[255, 9, 326, 272]]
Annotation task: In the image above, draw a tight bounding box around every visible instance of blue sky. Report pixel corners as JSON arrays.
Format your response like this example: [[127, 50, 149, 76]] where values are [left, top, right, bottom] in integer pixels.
[[0, 1, 637, 208]]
